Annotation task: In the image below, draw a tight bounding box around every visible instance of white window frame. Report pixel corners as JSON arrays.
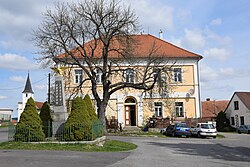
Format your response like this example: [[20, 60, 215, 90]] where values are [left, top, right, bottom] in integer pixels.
[[153, 68, 167, 86], [96, 69, 102, 84], [175, 102, 184, 117], [154, 102, 163, 117], [173, 68, 182, 82], [125, 68, 135, 83], [74, 69, 83, 84]]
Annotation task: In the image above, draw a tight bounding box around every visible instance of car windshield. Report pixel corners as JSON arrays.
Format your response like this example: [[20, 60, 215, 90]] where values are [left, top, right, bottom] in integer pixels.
[[201, 124, 214, 129], [176, 123, 187, 128]]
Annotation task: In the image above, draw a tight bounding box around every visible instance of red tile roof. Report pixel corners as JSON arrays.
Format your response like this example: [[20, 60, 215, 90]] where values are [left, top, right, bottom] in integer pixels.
[[35, 102, 43, 109], [56, 34, 202, 60], [235, 92, 250, 110], [202, 100, 229, 118]]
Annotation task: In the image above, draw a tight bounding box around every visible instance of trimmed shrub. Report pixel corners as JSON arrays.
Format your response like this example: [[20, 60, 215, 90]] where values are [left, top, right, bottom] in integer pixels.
[[83, 94, 98, 121], [63, 97, 91, 141], [15, 98, 45, 142], [39, 101, 53, 137]]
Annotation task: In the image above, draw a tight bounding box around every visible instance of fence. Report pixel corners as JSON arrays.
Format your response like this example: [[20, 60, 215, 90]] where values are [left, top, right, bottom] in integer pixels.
[[8, 120, 103, 142]]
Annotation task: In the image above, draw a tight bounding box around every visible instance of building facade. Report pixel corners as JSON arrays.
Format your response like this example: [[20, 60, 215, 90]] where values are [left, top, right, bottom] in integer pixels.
[[0, 108, 12, 122], [54, 34, 203, 127], [225, 92, 250, 128]]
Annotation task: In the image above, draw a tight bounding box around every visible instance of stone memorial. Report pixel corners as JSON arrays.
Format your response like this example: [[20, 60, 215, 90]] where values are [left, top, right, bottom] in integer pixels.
[[52, 74, 68, 137]]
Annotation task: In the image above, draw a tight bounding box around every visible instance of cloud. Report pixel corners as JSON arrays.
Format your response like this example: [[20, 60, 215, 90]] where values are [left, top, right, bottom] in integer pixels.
[[210, 18, 222, 26], [125, 0, 174, 34], [205, 28, 232, 46], [182, 28, 206, 50], [9, 76, 25, 82], [200, 63, 250, 83], [0, 53, 39, 70], [200, 64, 219, 82], [204, 48, 231, 61], [0, 96, 7, 100]]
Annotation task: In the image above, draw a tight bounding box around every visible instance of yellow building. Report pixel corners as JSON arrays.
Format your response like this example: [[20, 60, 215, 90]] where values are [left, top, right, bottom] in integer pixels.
[[54, 34, 202, 127]]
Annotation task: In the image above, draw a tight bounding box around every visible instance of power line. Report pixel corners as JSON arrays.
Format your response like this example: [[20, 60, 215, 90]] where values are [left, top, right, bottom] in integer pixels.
[[0, 76, 48, 91]]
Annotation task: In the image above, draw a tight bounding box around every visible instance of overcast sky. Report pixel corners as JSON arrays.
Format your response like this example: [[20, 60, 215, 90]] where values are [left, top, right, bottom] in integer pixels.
[[1, 0, 250, 117]]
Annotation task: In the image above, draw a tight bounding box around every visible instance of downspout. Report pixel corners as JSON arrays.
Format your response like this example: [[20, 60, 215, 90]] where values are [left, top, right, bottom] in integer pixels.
[[197, 58, 202, 118]]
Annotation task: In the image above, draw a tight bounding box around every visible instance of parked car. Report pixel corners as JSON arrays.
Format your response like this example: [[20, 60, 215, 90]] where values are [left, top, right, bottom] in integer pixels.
[[190, 123, 217, 138], [164, 123, 190, 137], [237, 125, 250, 134]]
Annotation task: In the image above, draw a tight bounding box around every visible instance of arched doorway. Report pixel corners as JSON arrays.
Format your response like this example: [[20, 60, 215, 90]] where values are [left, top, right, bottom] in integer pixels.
[[124, 97, 137, 126]]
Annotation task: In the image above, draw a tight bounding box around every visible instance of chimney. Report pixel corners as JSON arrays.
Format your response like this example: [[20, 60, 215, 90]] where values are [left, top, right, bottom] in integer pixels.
[[206, 98, 210, 101], [159, 29, 163, 39]]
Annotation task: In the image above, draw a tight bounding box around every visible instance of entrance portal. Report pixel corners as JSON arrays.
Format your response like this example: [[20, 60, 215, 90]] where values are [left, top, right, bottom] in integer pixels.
[[124, 97, 137, 126]]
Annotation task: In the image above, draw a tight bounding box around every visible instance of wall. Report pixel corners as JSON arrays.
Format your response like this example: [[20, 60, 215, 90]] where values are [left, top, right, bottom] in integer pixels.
[[226, 94, 250, 128]]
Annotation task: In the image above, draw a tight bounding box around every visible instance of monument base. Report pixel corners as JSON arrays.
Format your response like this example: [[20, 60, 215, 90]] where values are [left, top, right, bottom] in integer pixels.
[[52, 107, 68, 137]]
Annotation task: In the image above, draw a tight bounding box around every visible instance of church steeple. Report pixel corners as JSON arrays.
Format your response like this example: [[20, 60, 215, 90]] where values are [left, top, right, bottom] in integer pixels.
[[22, 73, 34, 94]]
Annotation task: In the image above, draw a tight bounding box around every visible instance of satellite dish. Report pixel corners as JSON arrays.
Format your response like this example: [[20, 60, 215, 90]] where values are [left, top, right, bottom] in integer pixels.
[[188, 89, 195, 95]]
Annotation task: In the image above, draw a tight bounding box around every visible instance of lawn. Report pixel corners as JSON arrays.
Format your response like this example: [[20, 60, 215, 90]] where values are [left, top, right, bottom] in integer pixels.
[[0, 140, 137, 152]]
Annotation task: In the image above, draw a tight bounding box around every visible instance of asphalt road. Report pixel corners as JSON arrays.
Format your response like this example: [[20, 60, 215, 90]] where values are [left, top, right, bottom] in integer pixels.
[[0, 128, 249, 167]]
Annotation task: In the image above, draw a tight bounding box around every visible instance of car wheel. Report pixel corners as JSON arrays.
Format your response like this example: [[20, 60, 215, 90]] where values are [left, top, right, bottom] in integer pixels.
[[238, 130, 241, 134], [213, 136, 216, 139], [248, 130, 250, 134], [197, 132, 202, 138]]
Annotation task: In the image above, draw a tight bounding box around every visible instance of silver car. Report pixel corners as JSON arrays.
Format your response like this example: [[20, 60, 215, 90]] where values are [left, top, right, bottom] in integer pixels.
[[237, 125, 250, 134]]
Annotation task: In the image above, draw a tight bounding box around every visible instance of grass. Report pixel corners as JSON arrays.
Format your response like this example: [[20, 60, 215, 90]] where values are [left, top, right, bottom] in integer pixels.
[[216, 134, 225, 138], [0, 139, 137, 152]]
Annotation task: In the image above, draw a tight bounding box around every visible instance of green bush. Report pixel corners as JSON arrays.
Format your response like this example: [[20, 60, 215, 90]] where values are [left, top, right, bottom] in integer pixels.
[[39, 101, 53, 137], [15, 98, 45, 142], [83, 94, 98, 121], [216, 111, 231, 132], [63, 97, 91, 141]]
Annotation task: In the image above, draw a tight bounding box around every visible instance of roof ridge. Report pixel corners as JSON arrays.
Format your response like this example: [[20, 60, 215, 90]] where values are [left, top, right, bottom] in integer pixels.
[[146, 34, 202, 58]]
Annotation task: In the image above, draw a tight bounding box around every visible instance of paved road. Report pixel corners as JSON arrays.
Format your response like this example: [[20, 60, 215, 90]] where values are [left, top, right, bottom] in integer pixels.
[[0, 129, 249, 167], [107, 135, 250, 167]]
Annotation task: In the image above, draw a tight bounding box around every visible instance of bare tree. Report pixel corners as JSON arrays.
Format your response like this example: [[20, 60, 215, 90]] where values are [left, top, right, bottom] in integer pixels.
[[34, 0, 173, 131]]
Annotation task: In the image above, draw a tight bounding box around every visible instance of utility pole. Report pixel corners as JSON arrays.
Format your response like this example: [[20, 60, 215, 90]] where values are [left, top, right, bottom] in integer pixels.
[[48, 73, 51, 105]]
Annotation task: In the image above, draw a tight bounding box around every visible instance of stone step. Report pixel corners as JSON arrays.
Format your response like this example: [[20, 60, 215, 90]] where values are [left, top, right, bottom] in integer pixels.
[[122, 126, 142, 133]]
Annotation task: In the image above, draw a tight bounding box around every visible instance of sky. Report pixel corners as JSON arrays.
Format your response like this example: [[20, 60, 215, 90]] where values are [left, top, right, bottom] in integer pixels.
[[1, 0, 250, 117]]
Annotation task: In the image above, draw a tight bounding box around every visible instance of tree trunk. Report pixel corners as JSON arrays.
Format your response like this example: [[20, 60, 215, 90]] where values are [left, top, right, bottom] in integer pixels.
[[97, 102, 108, 133]]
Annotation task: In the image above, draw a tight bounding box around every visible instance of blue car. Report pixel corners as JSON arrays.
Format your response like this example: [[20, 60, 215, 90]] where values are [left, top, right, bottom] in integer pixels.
[[164, 123, 191, 137], [237, 125, 250, 134]]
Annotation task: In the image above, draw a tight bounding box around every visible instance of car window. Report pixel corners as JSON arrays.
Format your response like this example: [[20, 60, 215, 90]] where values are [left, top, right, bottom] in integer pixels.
[[201, 124, 214, 129], [176, 123, 187, 128]]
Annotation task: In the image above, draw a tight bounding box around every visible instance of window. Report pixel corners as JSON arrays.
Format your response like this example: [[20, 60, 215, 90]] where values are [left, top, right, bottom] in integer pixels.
[[231, 117, 235, 125], [173, 68, 182, 82], [125, 68, 135, 83], [234, 101, 239, 110], [96, 69, 102, 84], [240, 116, 244, 125], [154, 102, 163, 117], [74, 69, 83, 84], [153, 68, 167, 86], [153, 68, 160, 81], [175, 102, 184, 117]]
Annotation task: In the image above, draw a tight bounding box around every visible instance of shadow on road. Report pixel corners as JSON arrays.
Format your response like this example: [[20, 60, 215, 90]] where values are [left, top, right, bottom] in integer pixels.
[[147, 141, 250, 162]]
